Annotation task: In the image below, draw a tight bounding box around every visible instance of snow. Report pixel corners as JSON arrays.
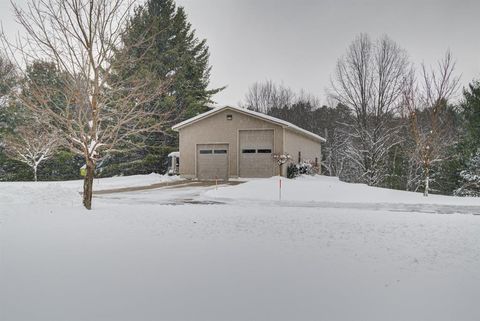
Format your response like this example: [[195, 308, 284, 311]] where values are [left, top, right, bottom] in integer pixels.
[[1, 175, 480, 321], [165, 70, 176, 77], [167, 151, 180, 157], [87, 139, 97, 155], [0, 95, 8, 107], [86, 173, 181, 190], [207, 175, 480, 207], [0, 173, 180, 206]]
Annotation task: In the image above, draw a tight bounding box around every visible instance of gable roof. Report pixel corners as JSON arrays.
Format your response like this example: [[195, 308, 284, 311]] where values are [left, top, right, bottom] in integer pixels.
[[172, 105, 326, 143]]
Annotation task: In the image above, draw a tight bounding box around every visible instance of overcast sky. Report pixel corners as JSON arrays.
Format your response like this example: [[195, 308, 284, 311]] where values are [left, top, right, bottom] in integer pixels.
[[2, 0, 479, 106]]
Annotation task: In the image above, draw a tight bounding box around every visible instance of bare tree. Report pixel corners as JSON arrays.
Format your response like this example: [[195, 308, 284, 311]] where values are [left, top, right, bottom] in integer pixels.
[[402, 51, 460, 196], [330, 34, 410, 186], [1, 0, 172, 209], [322, 127, 348, 177], [243, 80, 296, 113], [2, 122, 60, 181]]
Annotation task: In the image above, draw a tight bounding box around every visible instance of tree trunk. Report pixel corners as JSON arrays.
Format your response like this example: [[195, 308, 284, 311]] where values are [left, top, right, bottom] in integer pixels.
[[83, 161, 95, 210], [33, 165, 38, 182], [424, 166, 429, 197]]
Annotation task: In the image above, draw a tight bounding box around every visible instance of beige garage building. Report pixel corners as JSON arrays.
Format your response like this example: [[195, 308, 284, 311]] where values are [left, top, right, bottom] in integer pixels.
[[172, 105, 326, 180]]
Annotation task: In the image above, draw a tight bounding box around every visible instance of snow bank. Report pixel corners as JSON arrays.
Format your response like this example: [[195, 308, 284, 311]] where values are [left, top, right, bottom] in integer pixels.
[[0, 173, 180, 205], [87, 173, 181, 190], [207, 175, 480, 206]]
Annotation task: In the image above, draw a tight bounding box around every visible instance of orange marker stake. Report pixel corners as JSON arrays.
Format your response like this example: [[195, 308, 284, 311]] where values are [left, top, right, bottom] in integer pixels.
[[279, 178, 282, 201]]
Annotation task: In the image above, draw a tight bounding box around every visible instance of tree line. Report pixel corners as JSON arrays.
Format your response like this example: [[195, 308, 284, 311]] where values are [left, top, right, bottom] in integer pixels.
[[243, 35, 479, 197]]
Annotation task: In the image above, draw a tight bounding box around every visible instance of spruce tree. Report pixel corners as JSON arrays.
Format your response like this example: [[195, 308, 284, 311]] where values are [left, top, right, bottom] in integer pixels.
[[450, 81, 480, 196], [461, 81, 480, 151], [454, 149, 480, 197], [122, 0, 222, 118], [108, 0, 222, 175], [0, 55, 17, 133]]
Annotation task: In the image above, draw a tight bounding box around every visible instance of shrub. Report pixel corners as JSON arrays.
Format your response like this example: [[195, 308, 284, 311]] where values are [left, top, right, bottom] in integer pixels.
[[287, 161, 319, 179], [287, 163, 298, 178]]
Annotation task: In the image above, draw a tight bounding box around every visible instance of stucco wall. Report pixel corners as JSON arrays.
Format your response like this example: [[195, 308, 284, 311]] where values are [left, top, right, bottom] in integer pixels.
[[178, 108, 284, 178], [283, 129, 322, 174]]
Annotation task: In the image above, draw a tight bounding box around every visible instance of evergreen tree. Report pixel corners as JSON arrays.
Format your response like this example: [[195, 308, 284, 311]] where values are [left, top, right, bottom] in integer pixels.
[[460, 81, 480, 152], [454, 149, 480, 197], [107, 0, 222, 175], [0, 54, 23, 181], [123, 0, 222, 118], [0, 54, 17, 133]]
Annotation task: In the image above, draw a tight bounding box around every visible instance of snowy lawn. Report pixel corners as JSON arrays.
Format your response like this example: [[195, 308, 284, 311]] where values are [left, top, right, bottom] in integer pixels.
[[207, 175, 480, 206], [0, 173, 180, 205], [1, 175, 480, 321]]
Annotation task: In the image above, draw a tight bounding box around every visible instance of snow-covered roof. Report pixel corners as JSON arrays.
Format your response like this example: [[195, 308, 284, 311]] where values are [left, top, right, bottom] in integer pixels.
[[168, 151, 180, 157], [172, 105, 326, 143]]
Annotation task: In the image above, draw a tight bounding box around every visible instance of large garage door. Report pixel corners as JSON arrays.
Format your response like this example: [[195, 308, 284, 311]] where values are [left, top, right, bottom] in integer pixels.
[[239, 130, 274, 178], [197, 144, 229, 181]]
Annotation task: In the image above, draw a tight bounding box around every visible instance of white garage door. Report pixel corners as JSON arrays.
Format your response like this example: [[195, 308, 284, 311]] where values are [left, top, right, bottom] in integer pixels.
[[197, 144, 229, 181], [239, 130, 274, 178]]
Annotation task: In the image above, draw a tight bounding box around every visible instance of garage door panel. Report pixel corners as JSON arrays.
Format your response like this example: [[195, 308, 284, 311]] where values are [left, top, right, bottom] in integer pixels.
[[239, 130, 274, 178], [197, 144, 229, 181]]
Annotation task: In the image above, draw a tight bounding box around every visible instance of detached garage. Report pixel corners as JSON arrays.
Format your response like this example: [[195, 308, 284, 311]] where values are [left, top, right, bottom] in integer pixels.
[[172, 105, 326, 180]]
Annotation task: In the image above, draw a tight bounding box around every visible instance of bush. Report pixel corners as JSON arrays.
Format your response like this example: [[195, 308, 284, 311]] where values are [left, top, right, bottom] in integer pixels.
[[287, 163, 298, 178], [38, 150, 84, 181], [97, 146, 177, 177], [287, 161, 319, 179], [0, 152, 33, 181]]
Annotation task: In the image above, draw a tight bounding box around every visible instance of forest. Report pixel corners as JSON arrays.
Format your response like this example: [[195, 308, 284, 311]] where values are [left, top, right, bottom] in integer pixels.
[[0, 0, 479, 200]]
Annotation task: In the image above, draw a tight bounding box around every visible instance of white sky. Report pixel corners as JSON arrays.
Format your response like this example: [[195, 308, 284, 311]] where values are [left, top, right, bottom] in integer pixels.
[[2, 0, 480, 106]]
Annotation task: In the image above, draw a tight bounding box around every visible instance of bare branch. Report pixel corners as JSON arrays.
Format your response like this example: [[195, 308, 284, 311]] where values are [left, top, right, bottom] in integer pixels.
[[1, 0, 173, 209]]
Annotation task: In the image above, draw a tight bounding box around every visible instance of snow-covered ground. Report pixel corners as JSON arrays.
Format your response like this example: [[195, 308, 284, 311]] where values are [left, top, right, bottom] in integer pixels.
[[0, 173, 180, 206], [208, 175, 480, 206], [1, 175, 480, 321]]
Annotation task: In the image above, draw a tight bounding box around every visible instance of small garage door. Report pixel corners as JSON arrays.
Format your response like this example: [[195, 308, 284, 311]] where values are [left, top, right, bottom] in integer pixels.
[[239, 130, 274, 178], [197, 144, 229, 181]]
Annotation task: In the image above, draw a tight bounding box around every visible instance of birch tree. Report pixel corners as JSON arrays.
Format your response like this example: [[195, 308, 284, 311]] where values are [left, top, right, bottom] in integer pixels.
[[1, 0, 171, 209], [402, 52, 460, 196], [2, 123, 60, 181], [331, 34, 410, 186]]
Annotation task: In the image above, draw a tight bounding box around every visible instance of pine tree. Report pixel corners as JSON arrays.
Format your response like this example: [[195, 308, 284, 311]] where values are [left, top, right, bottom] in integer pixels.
[[461, 81, 480, 151], [454, 149, 480, 197], [1, 60, 71, 182], [106, 0, 222, 175], [122, 0, 222, 117], [0, 54, 17, 133]]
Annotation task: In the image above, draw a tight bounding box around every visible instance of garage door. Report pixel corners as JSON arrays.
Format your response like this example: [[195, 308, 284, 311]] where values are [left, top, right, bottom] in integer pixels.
[[197, 144, 229, 181], [239, 130, 274, 178]]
